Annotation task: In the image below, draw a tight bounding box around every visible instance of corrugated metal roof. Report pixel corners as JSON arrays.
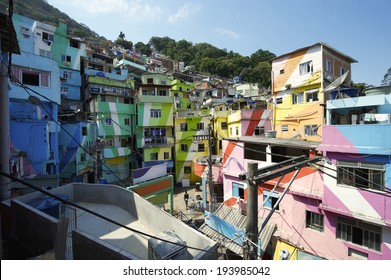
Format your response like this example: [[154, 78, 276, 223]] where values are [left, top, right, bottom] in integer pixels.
[[226, 136, 320, 149], [199, 204, 276, 257]]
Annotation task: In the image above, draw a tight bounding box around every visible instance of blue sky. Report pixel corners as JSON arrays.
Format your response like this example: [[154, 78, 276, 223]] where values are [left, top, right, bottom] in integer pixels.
[[47, 0, 390, 86]]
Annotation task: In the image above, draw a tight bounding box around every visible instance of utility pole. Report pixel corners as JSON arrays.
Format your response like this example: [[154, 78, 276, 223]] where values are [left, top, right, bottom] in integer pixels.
[[245, 162, 258, 260]]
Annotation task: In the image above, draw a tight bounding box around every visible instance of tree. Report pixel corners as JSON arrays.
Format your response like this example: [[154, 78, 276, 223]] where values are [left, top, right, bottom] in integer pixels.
[[114, 38, 133, 50], [118, 31, 125, 40], [381, 67, 391, 86], [134, 42, 152, 56]]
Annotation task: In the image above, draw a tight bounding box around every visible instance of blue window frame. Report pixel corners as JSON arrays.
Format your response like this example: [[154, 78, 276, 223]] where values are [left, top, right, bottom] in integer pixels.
[[232, 182, 245, 199], [263, 190, 279, 210]]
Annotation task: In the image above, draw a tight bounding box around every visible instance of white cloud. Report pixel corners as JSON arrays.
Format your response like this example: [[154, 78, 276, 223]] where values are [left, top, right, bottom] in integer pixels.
[[168, 3, 200, 23], [214, 28, 240, 40], [67, 0, 162, 21]]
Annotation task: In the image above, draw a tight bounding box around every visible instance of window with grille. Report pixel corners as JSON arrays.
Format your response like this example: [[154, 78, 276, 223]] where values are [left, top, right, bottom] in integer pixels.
[[105, 118, 112, 125], [150, 109, 162, 118], [254, 126, 264, 136], [197, 122, 204, 131], [198, 143, 205, 152], [150, 153, 158, 160], [221, 122, 228, 130], [306, 211, 324, 232], [336, 216, 381, 251], [181, 144, 188, 152], [281, 125, 288, 132], [304, 125, 318, 136], [337, 161, 385, 191]]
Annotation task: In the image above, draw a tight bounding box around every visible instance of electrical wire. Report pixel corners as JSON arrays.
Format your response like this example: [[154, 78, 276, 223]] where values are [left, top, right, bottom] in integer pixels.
[[0, 171, 214, 255]]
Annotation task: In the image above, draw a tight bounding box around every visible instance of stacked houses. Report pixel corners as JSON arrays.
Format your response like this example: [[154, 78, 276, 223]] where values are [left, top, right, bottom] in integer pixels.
[[4, 13, 391, 260]]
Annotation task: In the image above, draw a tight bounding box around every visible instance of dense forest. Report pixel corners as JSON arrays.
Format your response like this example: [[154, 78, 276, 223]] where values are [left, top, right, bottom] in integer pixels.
[[1, 0, 276, 87]]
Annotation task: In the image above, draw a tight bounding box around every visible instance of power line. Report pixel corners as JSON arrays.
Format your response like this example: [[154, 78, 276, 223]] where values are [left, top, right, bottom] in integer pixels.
[[0, 171, 213, 255]]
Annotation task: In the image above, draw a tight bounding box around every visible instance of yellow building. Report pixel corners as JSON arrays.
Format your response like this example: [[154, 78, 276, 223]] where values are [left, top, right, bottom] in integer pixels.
[[271, 42, 357, 140]]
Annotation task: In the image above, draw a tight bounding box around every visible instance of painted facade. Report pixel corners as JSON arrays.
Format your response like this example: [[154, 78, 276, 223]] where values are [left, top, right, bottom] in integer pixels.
[[317, 91, 391, 260], [271, 42, 357, 140], [171, 79, 194, 111], [83, 53, 136, 183], [137, 73, 174, 173], [227, 109, 273, 138], [174, 110, 212, 185], [9, 14, 61, 177], [58, 122, 96, 183], [51, 20, 86, 110], [220, 137, 325, 259]]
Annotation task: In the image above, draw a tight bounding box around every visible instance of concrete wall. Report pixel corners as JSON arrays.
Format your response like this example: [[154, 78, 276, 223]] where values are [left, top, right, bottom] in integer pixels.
[[72, 229, 141, 260]]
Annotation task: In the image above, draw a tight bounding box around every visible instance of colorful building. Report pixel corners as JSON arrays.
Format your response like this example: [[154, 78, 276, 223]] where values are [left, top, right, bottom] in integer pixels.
[[174, 109, 212, 186], [136, 73, 174, 174], [171, 79, 194, 111], [271, 42, 357, 140], [9, 14, 61, 178], [83, 50, 136, 183], [317, 87, 391, 259], [227, 108, 273, 138]]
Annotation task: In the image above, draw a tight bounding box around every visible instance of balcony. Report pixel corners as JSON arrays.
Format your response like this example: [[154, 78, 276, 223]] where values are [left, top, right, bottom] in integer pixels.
[[138, 94, 173, 103], [142, 136, 174, 148], [319, 124, 391, 155]]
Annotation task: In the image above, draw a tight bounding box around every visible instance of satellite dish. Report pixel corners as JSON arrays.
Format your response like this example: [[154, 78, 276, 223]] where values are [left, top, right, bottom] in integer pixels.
[[324, 70, 349, 93], [279, 249, 290, 260], [28, 95, 42, 105]]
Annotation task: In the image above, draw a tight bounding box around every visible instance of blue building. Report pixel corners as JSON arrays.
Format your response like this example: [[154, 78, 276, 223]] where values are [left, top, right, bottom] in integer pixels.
[[9, 14, 61, 178]]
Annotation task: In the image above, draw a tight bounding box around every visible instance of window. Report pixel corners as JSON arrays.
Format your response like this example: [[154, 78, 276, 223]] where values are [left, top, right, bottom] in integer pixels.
[[42, 32, 54, 45], [337, 161, 385, 191], [61, 54, 71, 65], [292, 92, 304, 104], [221, 122, 228, 130], [299, 60, 313, 75], [184, 166, 192, 174], [236, 126, 239, 136], [198, 143, 205, 152], [232, 182, 245, 199], [340, 67, 345, 76], [336, 216, 381, 251], [70, 39, 80, 48], [197, 122, 204, 131], [124, 98, 130, 104], [147, 78, 154, 84], [80, 153, 87, 162], [62, 71, 72, 79], [326, 60, 331, 72], [276, 97, 283, 104], [306, 211, 324, 232], [101, 95, 106, 102], [304, 125, 318, 136], [158, 90, 167, 96], [60, 87, 69, 96], [39, 49, 51, 58], [230, 127, 233, 136], [150, 152, 158, 160], [181, 144, 188, 152], [12, 67, 51, 88], [281, 125, 288, 132], [124, 118, 130, 126], [219, 140, 222, 150], [263, 191, 279, 210], [280, 69, 285, 74], [254, 126, 264, 136], [105, 118, 112, 125], [180, 123, 187, 131], [82, 126, 88, 136], [105, 139, 113, 147], [164, 152, 169, 160], [150, 109, 162, 118], [306, 89, 319, 102]]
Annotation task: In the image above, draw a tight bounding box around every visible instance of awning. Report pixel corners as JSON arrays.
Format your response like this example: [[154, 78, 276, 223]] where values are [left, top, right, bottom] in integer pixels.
[[199, 204, 276, 257]]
